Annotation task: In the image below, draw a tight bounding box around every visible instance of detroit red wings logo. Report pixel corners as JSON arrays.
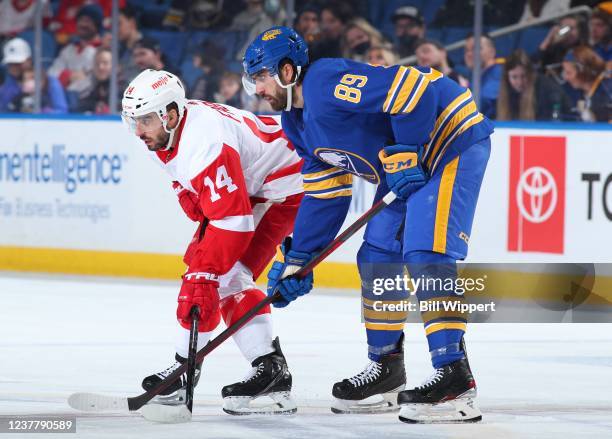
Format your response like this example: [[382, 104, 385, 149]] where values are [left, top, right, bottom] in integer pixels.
[[126, 86, 135, 95]]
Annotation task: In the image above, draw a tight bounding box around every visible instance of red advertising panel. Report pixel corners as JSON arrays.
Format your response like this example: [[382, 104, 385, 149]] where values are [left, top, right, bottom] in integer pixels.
[[508, 136, 566, 254]]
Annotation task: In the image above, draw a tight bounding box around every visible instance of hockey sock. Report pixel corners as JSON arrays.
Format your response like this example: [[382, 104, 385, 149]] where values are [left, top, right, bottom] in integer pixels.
[[221, 289, 274, 363], [367, 330, 404, 361], [358, 243, 407, 362], [175, 325, 213, 359], [405, 250, 466, 368]]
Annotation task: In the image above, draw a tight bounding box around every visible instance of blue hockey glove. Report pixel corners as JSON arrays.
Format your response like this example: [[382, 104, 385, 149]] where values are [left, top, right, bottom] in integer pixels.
[[378, 144, 428, 200], [267, 237, 314, 308]]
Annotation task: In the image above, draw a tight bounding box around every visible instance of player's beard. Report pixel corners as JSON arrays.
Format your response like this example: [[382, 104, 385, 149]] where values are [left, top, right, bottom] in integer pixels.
[[268, 86, 288, 111], [141, 130, 170, 151]]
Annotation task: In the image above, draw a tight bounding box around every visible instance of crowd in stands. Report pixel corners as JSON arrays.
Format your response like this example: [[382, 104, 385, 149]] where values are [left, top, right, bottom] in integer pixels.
[[0, 0, 610, 122]]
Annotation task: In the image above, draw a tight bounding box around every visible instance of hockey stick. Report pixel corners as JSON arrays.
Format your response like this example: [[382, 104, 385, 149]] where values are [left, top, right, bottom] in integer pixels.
[[138, 306, 200, 423], [139, 306, 200, 423], [185, 306, 200, 413], [68, 191, 398, 415]]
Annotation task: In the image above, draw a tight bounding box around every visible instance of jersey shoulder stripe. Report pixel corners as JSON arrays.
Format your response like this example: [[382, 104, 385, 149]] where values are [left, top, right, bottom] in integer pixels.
[[383, 67, 436, 115], [424, 87, 483, 170], [382, 66, 408, 113]]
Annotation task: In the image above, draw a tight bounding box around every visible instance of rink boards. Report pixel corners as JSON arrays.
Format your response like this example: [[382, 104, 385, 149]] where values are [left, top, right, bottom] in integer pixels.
[[1, 115, 612, 292]]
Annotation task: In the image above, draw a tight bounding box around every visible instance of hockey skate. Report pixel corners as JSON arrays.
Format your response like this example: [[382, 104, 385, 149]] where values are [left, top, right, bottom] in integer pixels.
[[398, 356, 482, 423], [331, 340, 406, 414], [222, 337, 296, 415], [141, 353, 202, 406]]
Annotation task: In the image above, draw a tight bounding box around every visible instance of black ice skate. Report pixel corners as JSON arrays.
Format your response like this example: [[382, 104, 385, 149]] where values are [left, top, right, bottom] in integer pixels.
[[141, 353, 202, 406], [398, 356, 482, 423], [221, 337, 296, 415], [331, 337, 406, 414]]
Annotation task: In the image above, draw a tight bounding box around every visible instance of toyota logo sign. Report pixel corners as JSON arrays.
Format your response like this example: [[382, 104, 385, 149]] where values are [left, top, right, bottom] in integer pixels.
[[516, 166, 558, 223], [508, 135, 565, 254]]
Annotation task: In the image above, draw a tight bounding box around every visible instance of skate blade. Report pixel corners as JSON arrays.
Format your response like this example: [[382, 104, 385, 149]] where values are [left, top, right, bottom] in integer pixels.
[[140, 403, 192, 423], [149, 389, 186, 406], [331, 385, 404, 414], [223, 391, 297, 415], [399, 390, 482, 424]]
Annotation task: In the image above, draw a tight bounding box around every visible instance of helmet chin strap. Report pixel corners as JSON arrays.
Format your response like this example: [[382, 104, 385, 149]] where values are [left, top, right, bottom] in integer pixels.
[[158, 106, 185, 151], [161, 126, 177, 151], [273, 66, 301, 111]]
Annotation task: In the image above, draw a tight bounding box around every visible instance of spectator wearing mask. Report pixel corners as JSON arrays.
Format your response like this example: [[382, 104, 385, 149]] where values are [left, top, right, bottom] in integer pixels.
[[497, 49, 571, 120], [294, 3, 321, 45], [415, 39, 469, 87], [465, 34, 504, 119], [519, 0, 571, 23], [0, 38, 67, 113], [48, 4, 103, 93], [590, 6, 612, 63], [341, 18, 387, 61], [366, 45, 399, 66], [77, 47, 114, 113], [391, 6, 425, 59], [536, 14, 588, 69], [562, 45, 611, 121], [309, 0, 354, 61]]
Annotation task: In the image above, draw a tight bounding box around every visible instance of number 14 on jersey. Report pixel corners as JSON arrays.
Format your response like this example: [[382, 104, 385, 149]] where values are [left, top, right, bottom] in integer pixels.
[[204, 165, 238, 202]]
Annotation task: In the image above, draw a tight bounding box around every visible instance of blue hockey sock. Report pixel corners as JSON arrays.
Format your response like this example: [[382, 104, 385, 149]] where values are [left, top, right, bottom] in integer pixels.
[[405, 250, 466, 368]]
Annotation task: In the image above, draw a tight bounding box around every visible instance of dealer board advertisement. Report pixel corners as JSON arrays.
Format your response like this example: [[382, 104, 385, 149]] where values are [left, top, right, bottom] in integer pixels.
[[1, 116, 611, 280]]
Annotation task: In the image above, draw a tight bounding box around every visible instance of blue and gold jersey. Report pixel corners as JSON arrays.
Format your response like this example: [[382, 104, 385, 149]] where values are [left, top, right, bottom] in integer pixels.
[[283, 58, 494, 253]]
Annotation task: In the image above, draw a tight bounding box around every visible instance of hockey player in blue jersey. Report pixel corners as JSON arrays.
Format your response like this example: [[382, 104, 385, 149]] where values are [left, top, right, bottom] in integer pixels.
[[243, 26, 492, 423]]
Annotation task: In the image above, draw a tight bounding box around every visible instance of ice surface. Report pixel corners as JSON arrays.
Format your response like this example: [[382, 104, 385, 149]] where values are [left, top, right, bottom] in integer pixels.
[[1, 273, 611, 438]]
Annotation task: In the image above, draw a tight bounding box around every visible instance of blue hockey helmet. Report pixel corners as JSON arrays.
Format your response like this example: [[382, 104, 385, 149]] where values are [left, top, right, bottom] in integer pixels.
[[243, 26, 308, 78], [242, 26, 308, 109]]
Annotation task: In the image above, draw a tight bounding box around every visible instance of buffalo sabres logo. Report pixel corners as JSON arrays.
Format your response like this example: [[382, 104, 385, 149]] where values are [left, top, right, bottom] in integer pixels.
[[319, 151, 347, 168], [262, 29, 282, 41], [314, 148, 380, 183]]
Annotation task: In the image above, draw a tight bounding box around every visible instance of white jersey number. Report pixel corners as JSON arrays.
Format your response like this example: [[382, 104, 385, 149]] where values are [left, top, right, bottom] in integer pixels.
[[204, 165, 238, 202]]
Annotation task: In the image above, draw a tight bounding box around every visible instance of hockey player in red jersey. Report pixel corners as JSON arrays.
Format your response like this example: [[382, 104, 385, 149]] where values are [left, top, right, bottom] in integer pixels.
[[121, 69, 304, 415]]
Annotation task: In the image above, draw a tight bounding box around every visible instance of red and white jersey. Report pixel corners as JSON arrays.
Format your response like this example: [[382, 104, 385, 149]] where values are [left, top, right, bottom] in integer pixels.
[[148, 100, 303, 277]]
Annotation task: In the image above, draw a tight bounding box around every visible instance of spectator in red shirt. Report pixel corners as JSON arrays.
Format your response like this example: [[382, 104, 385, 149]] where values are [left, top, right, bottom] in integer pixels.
[[48, 4, 103, 93], [49, 0, 125, 45]]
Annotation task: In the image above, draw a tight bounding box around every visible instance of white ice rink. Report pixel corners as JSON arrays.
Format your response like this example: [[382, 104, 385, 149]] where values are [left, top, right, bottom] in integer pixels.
[[1, 273, 611, 438]]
